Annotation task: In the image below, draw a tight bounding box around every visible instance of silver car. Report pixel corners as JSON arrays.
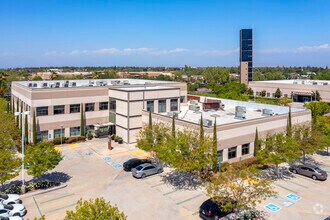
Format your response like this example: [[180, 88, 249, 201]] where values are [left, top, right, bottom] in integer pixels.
[[132, 163, 163, 178], [289, 164, 328, 180]]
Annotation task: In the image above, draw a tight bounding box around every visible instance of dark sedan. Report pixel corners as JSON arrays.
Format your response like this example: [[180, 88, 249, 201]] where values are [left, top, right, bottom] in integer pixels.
[[199, 199, 233, 220], [123, 158, 150, 171]]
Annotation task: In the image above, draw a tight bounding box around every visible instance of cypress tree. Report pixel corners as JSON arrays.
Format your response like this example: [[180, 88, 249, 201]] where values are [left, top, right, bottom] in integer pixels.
[[32, 111, 37, 144], [20, 101, 23, 128], [80, 103, 85, 136], [24, 114, 28, 144], [6, 101, 10, 113], [200, 114, 204, 142], [254, 127, 259, 157], [212, 118, 218, 172], [172, 114, 175, 138], [16, 99, 19, 127], [148, 111, 152, 129], [286, 107, 292, 136]]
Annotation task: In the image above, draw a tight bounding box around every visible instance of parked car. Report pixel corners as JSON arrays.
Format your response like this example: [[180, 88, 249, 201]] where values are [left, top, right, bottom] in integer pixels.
[[0, 216, 24, 220], [199, 199, 233, 220], [131, 163, 163, 178], [123, 158, 150, 171], [0, 194, 22, 205], [0, 204, 27, 217], [289, 164, 328, 180]]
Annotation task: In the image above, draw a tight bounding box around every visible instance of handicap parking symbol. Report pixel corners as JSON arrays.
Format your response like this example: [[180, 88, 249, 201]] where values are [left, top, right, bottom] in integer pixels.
[[103, 157, 112, 161], [265, 203, 281, 212], [113, 163, 122, 169], [85, 152, 93, 156], [286, 193, 301, 201]]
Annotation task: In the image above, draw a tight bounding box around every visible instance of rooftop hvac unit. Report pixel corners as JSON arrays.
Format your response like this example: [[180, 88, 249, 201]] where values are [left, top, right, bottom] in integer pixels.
[[63, 83, 69, 88], [189, 104, 200, 111], [28, 83, 33, 87], [123, 80, 130, 85], [190, 100, 198, 105], [293, 81, 298, 84], [200, 96, 206, 103], [71, 82, 77, 87], [302, 81, 305, 84], [199, 119, 212, 127], [220, 103, 225, 110], [313, 82, 317, 85], [235, 111, 246, 120], [262, 109, 273, 116], [55, 82, 60, 88], [167, 112, 179, 118], [42, 83, 48, 88], [33, 83, 37, 87], [323, 82, 328, 86], [235, 106, 246, 113]]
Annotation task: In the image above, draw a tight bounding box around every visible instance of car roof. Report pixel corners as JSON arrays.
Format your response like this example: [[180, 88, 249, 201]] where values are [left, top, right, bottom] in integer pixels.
[[139, 163, 153, 167]]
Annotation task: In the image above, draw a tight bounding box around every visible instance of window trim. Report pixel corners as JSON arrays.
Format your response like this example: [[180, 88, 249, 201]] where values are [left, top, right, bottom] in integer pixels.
[[99, 102, 108, 111], [158, 99, 166, 113], [228, 146, 237, 159], [241, 143, 250, 155]]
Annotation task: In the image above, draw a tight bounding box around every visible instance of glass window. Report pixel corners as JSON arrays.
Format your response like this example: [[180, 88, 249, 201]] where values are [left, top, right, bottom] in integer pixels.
[[109, 99, 116, 111], [158, 100, 166, 113], [266, 93, 270, 97], [70, 127, 80, 136], [54, 128, 65, 138], [37, 130, 48, 142], [54, 105, 65, 115], [147, 101, 154, 112], [85, 103, 95, 112], [109, 112, 116, 123], [70, 104, 80, 113], [228, 146, 237, 159], [36, 107, 48, 116], [99, 102, 108, 110], [180, 96, 185, 103], [242, 143, 250, 155], [170, 99, 178, 111]]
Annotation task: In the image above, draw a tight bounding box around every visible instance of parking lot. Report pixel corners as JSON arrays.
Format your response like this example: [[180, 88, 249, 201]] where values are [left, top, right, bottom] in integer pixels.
[[20, 138, 330, 220]]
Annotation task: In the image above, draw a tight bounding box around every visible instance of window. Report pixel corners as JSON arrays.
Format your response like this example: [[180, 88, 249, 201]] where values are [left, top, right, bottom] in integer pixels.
[[37, 130, 48, 142], [284, 94, 288, 97], [99, 102, 108, 110], [180, 96, 185, 103], [266, 92, 270, 97], [147, 101, 154, 112], [228, 146, 237, 159], [36, 107, 48, 116], [54, 128, 65, 138], [70, 104, 80, 113], [54, 105, 65, 115], [70, 127, 80, 136], [272, 93, 275, 98], [86, 125, 95, 135], [242, 143, 250, 155], [109, 99, 116, 111], [170, 99, 178, 111], [158, 99, 166, 113], [85, 103, 95, 112], [109, 112, 116, 123]]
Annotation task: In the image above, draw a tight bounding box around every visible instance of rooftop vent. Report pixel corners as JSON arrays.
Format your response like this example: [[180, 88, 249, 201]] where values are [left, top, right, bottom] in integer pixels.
[[235, 106, 246, 113], [200, 119, 213, 127], [262, 109, 273, 116], [167, 112, 179, 119], [55, 82, 60, 88], [235, 111, 246, 120], [33, 83, 37, 87], [42, 83, 48, 88], [189, 104, 200, 111], [71, 82, 76, 87], [28, 83, 33, 87]]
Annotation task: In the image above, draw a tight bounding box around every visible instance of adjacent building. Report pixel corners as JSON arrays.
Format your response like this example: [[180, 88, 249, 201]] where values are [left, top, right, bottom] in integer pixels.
[[239, 29, 253, 85], [11, 79, 187, 144], [249, 80, 330, 102]]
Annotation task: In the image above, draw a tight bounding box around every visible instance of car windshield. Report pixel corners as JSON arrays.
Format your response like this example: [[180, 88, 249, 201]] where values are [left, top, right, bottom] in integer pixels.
[[135, 165, 143, 171], [0, 193, 8, 200], [3, 204, 13, 210], [315, 167, 324, 173]]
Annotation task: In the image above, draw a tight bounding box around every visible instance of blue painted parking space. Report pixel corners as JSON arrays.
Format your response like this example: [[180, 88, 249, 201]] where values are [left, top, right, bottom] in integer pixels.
[[113, 163, 122, 169], [286, 193, 301, 201], [103, 157, 112, 161], [265, 203, 281, 212], [270, 196, 294, 207], [85, 152, 93, 156]]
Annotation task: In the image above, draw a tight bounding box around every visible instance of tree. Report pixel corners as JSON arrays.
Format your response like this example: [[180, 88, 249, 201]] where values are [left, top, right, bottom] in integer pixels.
[[274, 88, 282, 98], [260, 90, 266, 97], [254, 127, 260, 157], [80, 104, 85, 136], [32, 111, 37, 144], [32, 75, 42, 81], [24, 114, 28, 144], [50, 71, 59, 80], [172, 114, 175, 138], [257, 133, 299, 177], [25, 142, 62, 178], [64, 198, 127, 220], [286, 107, 292, 137], [148, 111, 152, 129], [317, 116, 330, 155], [200, 114, 204, 143], [206, 164, 276, 216], [312, 90, 322, 101], [247, 87, 254, 96], [212, 118, 218, 172], [305, 102, 330, 125]]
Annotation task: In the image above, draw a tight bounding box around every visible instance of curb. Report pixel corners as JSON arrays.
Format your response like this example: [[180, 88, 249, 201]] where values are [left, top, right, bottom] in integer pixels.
[[21, 184, 67, 199]]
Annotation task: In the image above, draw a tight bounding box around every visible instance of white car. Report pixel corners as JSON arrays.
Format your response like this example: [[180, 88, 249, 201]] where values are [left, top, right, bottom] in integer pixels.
[[0, 216, 24, 220], [0, 204, 26, 217], [0, 194, 22, 205]]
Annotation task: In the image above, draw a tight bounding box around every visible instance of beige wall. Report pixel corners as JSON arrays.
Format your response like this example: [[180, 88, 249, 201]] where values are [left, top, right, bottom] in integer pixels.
[[240, 62, 248, 85]]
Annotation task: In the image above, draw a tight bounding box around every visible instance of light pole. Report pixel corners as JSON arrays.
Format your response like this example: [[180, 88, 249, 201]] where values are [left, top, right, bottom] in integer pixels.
[[14, 111, 30, 194], [60, 125, 63, 147]]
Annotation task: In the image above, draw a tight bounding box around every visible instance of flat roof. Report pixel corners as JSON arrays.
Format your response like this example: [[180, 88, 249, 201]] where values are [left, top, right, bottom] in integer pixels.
[[170, 97, 307, 126], [15, 78, 178, 89], [112, 86, 177, 91], [251, 80, 330, 86]]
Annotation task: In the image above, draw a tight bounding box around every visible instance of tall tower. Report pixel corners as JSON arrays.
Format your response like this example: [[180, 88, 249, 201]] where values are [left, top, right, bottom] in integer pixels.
[[240, 29, 253, 85]]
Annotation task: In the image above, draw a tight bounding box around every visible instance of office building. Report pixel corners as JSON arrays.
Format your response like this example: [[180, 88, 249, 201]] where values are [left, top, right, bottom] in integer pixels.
[[240, 29, 253, 85]]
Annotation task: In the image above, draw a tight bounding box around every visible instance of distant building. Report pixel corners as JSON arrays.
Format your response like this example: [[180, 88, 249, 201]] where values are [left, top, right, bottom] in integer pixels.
[[240, 29, 253, 85], [117, 71, 173, 79], [31, 70, 92, 80]]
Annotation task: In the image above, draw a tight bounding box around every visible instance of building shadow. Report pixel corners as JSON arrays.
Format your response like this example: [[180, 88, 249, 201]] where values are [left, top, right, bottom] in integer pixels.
[[161, 170, 204, 190]]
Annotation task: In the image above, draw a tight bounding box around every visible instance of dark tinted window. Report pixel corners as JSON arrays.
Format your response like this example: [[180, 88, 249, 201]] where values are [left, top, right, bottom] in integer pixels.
[[54, 105, 65, 115], [0, 210, 8, 214], [99, 102, 108, 110], [85, 103, 95, 112], [135, 165, 143, 171], [36, 106, 48, 116], [70, 104, 80, 113]]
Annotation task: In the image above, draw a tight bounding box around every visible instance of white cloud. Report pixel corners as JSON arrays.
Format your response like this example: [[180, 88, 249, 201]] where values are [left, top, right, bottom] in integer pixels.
[[260, 43, 330, 54]]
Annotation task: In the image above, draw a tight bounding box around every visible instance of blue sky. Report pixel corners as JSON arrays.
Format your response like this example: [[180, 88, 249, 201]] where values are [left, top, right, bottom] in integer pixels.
[[0, 0, 329, 68]]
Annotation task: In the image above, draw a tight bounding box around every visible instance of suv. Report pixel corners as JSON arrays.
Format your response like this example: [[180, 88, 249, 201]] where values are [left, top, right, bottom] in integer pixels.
[[199, 199, 233, 220], [289, 164, 328, 180], [0, 194, 22, 205], [123, 158, 151, 171]]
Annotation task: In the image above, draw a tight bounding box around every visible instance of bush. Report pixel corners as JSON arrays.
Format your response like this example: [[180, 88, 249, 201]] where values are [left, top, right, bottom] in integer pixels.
[[65, 136, 85, 144], [3, 184, 21, 194], [231, 157, 260, 168], [52, 137, 65, 145]]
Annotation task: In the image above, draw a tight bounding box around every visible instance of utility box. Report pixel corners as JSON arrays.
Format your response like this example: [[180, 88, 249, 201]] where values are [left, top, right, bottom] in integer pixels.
[[262, 109, 273, 116], [235, 106, 246, 113], [189, 105, 200, 111]]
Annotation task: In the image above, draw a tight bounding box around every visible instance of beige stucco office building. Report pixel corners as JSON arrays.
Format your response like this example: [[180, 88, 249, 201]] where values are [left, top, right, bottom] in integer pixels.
[[11, 79, 187, 144], [249, 80, 330, 102]]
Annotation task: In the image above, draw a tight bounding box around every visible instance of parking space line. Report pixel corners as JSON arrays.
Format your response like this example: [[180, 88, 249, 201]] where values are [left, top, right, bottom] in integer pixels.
[[294, 175, 318, 184], [163, 189, 179, 196], [176, 194, 202, 205], [40, 193, 75, 204], [33, 196, 43, 217], [273, 183, 298, 194], [151, 183, 165, 188], [43, 202, 77, 215], [269, 196, 295, 207], [284, 179, 308, 188]]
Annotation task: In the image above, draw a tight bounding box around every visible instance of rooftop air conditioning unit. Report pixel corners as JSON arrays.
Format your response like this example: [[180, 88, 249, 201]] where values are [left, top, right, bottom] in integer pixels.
[[167, 112, 178, 118], [189, 105, 200, 111], [28, 83, 33, 87], [235, 106, 246, 113], [199, 119, 212, 127], [190, 100, 198, 105], [293, 81, 298, 84], [42, 83, 48, 88], [220, 103, 225, 110], [324, 82, 328, 86], [55, 82, 60, 88], [262, 109, 273, 116], [200, 96, 206, 103], [235, 111, 246, 120], [313, 82, 317, 85], [123, 80, 129, 85], [63, 83, 69, 88], [33, 83, 37, 87], [71, 82, 76, 87]]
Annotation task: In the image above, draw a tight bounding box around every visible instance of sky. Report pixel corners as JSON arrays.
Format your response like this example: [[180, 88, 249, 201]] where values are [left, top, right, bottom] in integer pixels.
[[0, 0, 330, 68]]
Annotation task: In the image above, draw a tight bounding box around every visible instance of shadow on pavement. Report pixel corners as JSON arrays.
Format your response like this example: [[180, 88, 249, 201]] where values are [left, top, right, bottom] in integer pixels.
[[161, 170, 204, 190], [316, 150, 330, 157], [37, 171, 71, 183]]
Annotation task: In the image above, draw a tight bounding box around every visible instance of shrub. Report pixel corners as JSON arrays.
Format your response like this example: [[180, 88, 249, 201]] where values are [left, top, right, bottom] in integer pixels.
[[3, 184, 21, 194], [65, 136, 85, 144], [52, 137, 65, 145], [231, 157, 260, 168]]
